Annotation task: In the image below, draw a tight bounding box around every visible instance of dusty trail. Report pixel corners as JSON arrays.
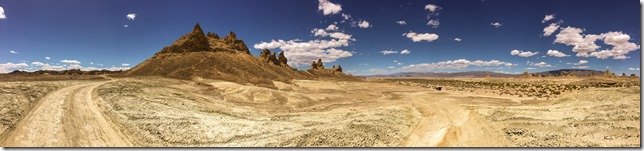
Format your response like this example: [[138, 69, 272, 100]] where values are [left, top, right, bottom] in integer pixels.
[[399, 92, 511, 147], [1, 80, 129, 147]]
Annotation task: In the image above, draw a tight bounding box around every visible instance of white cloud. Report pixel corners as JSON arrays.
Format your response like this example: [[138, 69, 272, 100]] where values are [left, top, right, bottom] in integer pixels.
[[403, 32, 439, 42], [0, 62, 28, 73], [32, 60, 129, 72], [554, 27, 640, 59], [424, 4, 439, 12], [126, 13, 136, 20], [341, 13, 351, 20], [0, 7, 6, 19], [357, 20, 371, 28], [60, 60, 81, 69], [543, 23, 560, 36], [427, 19, 440, 28], [528, 61, 552, 67], [9, 50, 17, 54], [326, 24, 338, 31], [454, 38, 462, 42], [318, 0, 342, 15], [122, 63, 130, 66], [329, 32, 352, 40], [254, 39, 353, 66], [45, 57, 51, 60], [628, 68, 640, 71], [573, 66, 589, 69], [399, 59, 514, 72], [510, 49, 539, 57], [311, 28, 353, 40], [554, 27, 601, 57], [542, 14, 555, 23], [387, 66, 396, 69], [124, 25, 129, 28], [31, 62, 65, 71], [396, 20, 407, 25], [393, 60, 403, 65], [490, 22, 502, 28], [380, 50, 398, 55], [400, 49, 410, 54], [78, 66, 130, 72], [60, 60, 81, 65], [574, 60, 588, 65], [554, 27, 585, 45], [589, 32, 640, 59], [546, 50, 569, 57], [525, 68, 536, 70], [311, 28, 328, 37]]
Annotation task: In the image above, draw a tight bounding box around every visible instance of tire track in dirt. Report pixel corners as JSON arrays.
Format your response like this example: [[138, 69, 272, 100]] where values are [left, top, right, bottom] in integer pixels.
[[399, 92, 512, 147], [1, 80, 130, 147]]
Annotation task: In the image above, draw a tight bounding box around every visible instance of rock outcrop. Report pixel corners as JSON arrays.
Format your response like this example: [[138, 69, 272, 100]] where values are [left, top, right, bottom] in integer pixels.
[[127, 23, 360, 88], [278, 52, 288, 67], [258, 49, 291, 68], [311, 59, 325, 70], [332, 65, 342, 73], [158, 23, 251, 54]]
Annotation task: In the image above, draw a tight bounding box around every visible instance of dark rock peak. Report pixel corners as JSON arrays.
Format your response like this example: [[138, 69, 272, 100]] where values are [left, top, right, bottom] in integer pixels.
[[207, 32, 220, 39], [311, 59, 327, 70], [258, 49, 283, 66], [193, 23, 204, 33], [226, 31, 237, 39], [332, 65, 343, 73], [277, 51, 288, 66], [157, 23, 252, 54]]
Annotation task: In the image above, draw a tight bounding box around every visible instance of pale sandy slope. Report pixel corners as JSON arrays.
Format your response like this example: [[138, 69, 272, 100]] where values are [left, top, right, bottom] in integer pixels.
[[1, 80, 130, 147]]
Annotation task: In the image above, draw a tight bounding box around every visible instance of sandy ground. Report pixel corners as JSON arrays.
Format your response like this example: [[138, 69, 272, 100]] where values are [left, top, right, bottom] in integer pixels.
[[1, 80, 130, 147], [0, 76, 639, 147]]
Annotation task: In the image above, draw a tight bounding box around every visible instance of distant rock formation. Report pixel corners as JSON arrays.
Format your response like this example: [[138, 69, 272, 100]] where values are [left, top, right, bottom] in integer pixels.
[[158, 23, 251, 54], [311, 59, 325, 70], [332, 65, 343, 73], [278, 52, 288, 67], [127, 23, 361, 88], [259, 49, 293, 69]]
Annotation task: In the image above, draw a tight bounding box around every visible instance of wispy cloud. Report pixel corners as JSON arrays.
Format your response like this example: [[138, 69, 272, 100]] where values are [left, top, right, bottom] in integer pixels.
[[403, 32, 439, 42], [546, 50, 569, 57], [318, 0, 342, 15], [396, 20, 407, 25], [490, 22, 502, 28], [0, 62, 28, 73], [542, 14, 555, 23], [0, 7, 6, 19], [510, 49, 538, 57], [126, 13, 136, 20], [357, 20, 372, 28]]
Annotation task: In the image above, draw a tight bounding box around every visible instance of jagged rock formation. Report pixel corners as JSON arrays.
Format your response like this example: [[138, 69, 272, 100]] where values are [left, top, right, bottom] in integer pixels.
[[127, 23, 360, 88], [258, 49, 293, 69], [278, 52, 288, 67], [332, 65, 343, 73], [158, 23, 250, 54], [311, 59, 325, 70]]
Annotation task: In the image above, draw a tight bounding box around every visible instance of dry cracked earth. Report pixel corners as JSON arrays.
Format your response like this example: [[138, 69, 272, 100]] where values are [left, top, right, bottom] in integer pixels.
[[0, 76, 640, 147]]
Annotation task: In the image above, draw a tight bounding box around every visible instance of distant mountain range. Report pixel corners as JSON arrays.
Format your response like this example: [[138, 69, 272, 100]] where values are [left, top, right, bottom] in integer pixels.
[[364, 69, 607, 78]]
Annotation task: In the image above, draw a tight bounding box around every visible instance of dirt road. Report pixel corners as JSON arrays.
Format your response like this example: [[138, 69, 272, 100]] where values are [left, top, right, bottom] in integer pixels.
[[1, 80, 130, 147]]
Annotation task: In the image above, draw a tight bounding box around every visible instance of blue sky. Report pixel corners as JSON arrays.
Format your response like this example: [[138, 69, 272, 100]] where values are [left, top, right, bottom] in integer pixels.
[[0, 0, 641, 75]]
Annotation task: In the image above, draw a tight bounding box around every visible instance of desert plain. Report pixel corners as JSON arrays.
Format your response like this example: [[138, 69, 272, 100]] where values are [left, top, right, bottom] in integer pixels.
[[0, 75, 639, 147]]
